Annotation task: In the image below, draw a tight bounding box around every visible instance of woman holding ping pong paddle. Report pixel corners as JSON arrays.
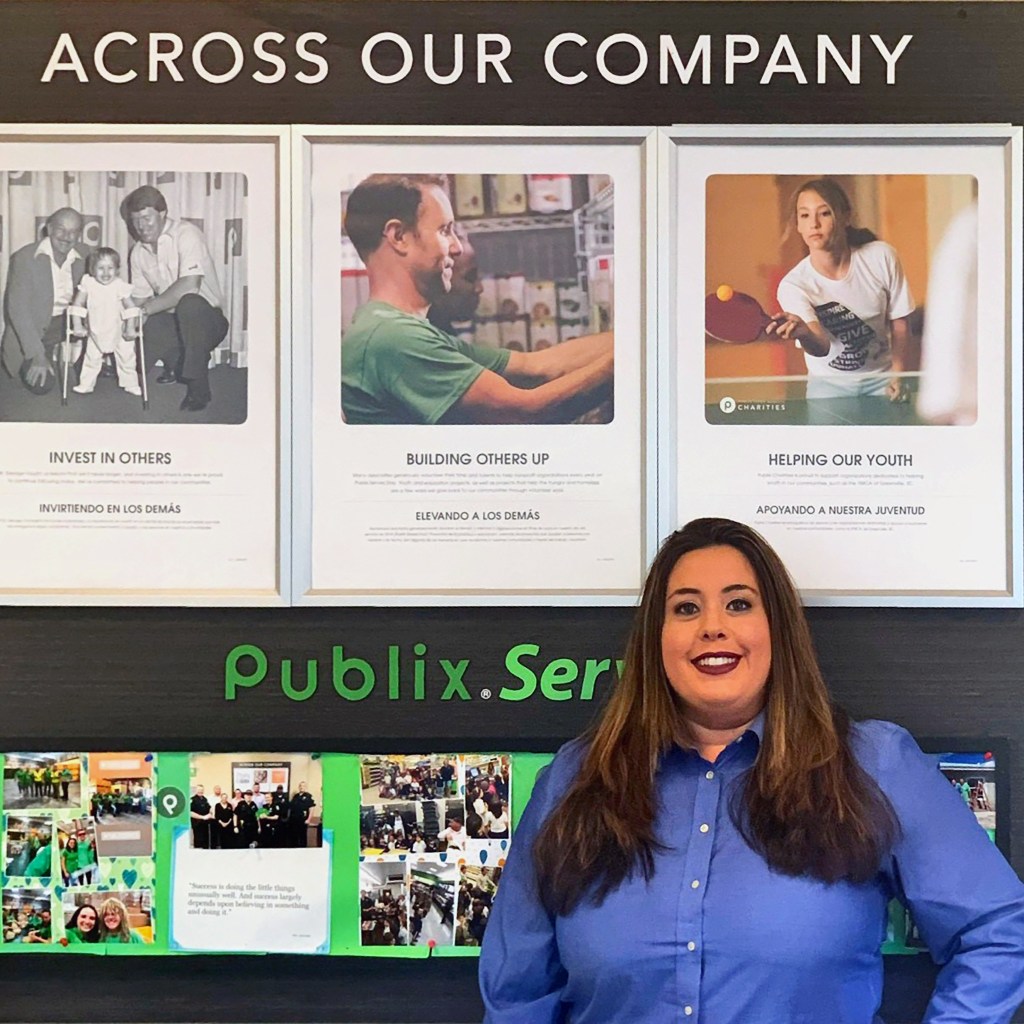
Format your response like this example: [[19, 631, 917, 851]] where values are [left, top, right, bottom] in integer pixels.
[[767, 178, 915, 403], [480, 519, 1024, 1023]]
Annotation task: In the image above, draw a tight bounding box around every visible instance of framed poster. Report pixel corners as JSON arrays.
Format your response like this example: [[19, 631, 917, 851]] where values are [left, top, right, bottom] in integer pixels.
[[662, 124, 1022, 606], [0, 125, 288, 605], [293, 126, 655, 604]]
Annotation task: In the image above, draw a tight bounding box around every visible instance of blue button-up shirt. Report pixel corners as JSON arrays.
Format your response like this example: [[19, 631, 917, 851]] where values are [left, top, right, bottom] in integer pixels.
[[480, 719, 1024, 1023]]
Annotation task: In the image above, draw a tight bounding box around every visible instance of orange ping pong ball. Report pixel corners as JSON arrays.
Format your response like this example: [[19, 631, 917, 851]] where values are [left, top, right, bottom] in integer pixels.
[[716, 284, 734, 302]]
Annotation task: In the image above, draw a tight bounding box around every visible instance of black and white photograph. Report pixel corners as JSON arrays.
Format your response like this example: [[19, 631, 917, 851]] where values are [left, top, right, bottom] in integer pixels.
[[2, 752, 83, 811], [0, 170, 247, 424], [3, 815, 54, 880]]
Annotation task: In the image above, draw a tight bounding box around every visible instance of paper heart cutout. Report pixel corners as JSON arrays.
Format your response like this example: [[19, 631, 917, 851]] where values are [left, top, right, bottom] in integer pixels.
[[122, 869, 138, 887], [108, 877, 117, 886], [54, 886, 65, 899]]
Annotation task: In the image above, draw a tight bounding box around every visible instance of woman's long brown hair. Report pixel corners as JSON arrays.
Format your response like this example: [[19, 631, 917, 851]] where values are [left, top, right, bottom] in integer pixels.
[[533, 518, 898, 916]]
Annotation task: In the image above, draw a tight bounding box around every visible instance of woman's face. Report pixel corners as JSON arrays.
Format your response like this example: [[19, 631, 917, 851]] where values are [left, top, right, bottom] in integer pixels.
[[77, 906, 97, 933], [66, 838, 77, 850], [661, 545, 772, 729], [796, 189, 837, 252], [103, 905, 123, 930]]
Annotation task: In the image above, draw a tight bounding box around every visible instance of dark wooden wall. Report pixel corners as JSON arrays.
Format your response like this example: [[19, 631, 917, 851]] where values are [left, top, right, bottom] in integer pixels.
[[0, 3, 1022, 1021]]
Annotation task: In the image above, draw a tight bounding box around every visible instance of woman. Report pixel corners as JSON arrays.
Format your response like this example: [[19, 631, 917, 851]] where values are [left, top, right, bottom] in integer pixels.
[[97, 897, 145, 944], [60, 836, 78, 886], [480, 518, 1024, 1023], [65, 903, 100, 944], [212, 791, 237, 849], [484, 799, 510, 841], [768, 177, 915, 402]]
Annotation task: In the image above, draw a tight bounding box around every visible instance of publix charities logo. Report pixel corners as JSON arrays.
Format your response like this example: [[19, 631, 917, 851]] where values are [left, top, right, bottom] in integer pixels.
[[225, 643, 622, 703]]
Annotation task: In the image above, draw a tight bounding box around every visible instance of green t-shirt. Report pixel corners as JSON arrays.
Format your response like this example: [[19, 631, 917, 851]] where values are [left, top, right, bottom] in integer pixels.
[[66, 927, 93, 944], [103, 929, 146, 944], [63, 846, 79, 874], [77, 841, 96, 868], [341, 300, 511, 425], [24, 844, 52, 878]]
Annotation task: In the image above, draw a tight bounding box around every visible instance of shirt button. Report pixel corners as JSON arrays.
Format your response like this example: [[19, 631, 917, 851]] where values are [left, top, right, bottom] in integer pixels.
[[684, 1007, 693, 1016], [699, 823, 710, 833], [690, 879, 700, 889], [705, 770, 714, 780], [687, 941, 696, 951]]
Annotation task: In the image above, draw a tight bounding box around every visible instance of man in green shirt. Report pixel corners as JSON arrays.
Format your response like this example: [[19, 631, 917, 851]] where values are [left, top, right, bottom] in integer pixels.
[[342, 174, 613, 425]]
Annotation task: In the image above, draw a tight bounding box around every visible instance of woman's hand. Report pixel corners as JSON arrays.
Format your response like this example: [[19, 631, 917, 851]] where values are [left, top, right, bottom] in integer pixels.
[[764, 311, 810, 341]]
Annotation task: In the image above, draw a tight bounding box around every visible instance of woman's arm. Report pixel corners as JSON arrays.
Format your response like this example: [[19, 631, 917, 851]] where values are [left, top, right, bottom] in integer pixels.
[[887, 315, 913, 402], [765, 313, 831, 358], [878, 725, 1024, 1022]]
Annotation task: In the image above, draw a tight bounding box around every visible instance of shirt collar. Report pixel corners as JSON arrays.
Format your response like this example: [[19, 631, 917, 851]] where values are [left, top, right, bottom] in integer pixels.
[[35, 236, 82, 265]]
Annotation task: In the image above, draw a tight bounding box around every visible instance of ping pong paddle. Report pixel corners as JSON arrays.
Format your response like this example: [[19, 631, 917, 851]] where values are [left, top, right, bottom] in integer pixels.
[[705, 290, 780, 344]]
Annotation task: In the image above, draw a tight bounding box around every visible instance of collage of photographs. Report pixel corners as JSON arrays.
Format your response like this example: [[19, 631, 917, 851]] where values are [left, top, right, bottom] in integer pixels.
[[0, 126, 1015, 607], [0, 746, 1003, 957], [358, 754, 511, 949], [1, 751, 155, 947]]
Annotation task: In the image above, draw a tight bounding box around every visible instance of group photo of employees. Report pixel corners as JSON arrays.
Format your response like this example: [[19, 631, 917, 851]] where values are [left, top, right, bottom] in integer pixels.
[[456, 864, 501, 947], [87, 752, 153, 857], [2, 752, 82, 810], [360, 798, 464, 857], [3, 816, 54, 879], [0, 169, 247, 423], [338, 171, 615, 425], [55, 817, 98, 886], [61, 888, 153, 944], [703, 173, 978, 426], [1, 889, 53, 944], [938, 752, 997, 839], [188, 753, 322, 850], [464, 755, 511, 843], [359, 754, 459, 804]]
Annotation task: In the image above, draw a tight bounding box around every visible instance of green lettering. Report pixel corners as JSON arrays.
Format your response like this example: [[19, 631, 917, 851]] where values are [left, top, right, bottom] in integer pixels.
[[500, 643, 539, 700], [540, 658, 579, 701], [281, 659, 318, 702], [439, 659, 471, 701], [224, 644, 266, 701], [579, 658, 611, 701], [332, 645, 375, 701]]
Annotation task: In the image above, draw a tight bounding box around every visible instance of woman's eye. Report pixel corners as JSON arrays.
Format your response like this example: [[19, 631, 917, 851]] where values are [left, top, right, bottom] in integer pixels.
[[727, 598, 752, 612], [674, 601, 699, 616]]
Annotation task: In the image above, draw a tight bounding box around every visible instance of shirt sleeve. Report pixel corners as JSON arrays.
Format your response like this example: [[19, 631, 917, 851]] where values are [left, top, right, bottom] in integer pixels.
[[373, 321, 509, 425], [777, 273, 819, 326], [880, 242, 916, 320], [479, 755, 572, 1024], [174, 222, 210, 279], [876, 724, 1024, 1023]]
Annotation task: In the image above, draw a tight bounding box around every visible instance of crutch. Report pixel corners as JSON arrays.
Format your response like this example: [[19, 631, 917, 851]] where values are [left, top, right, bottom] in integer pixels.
[[63, 304, 87, 406], [122, 306, 148, 411]]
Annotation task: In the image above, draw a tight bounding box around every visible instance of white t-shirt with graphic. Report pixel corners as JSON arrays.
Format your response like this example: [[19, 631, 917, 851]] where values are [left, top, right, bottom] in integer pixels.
[[777, 240, 915, 387]]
